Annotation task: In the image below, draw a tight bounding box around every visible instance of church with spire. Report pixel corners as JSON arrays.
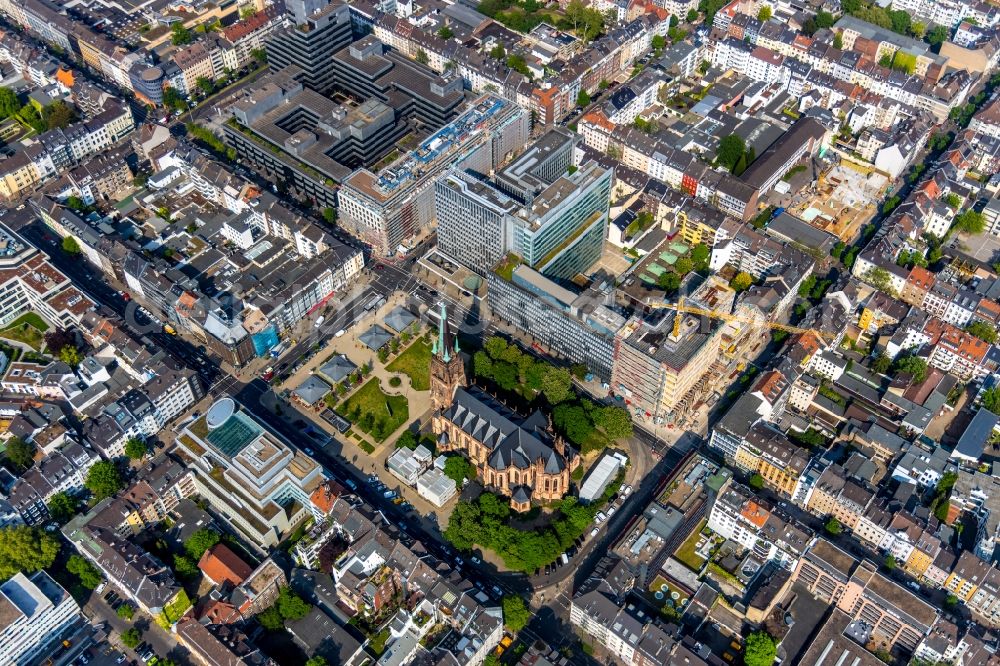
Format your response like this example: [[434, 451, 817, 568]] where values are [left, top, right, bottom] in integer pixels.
[[429, 302, 579, 512]]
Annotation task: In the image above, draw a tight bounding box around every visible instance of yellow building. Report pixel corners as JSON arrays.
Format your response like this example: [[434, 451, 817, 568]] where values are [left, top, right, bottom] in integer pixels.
[[0, 153, 40, 200], [944, 551, 990, 602]]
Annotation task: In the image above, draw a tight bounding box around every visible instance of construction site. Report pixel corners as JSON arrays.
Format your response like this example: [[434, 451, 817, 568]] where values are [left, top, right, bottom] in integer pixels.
[[789, 160, 888, 242]]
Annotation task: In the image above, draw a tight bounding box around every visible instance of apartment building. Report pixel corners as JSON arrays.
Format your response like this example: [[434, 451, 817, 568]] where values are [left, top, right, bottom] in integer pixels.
[[8, 440, 98, 525], [0, 571, 82, 666], [733, 422, 809, 497], [0, 224, 94, 330], [174, 397, 325, 552], [706, 479, 810, 569], [806, 464, 875, 530], [81, 363, 203, 459]]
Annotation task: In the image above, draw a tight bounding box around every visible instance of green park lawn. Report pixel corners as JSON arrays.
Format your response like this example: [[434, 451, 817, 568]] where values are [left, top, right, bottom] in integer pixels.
[[0, 312, 50, 350], [386, 339, 432, 390], [339, 379, 409, 442]]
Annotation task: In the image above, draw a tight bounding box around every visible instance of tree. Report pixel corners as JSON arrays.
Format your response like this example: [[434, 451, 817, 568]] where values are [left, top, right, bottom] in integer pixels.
[[0, 87, 20, 119], [983, 387, 1000, 415], [749, 473, 764, 490], [5, 436, 35, 471], [171, 23, 193, 46], [927, 25, 949, 48], [490, 43, 506, 60], [730, 272, 753, 292], [173, 554, 199, 579], [85, 461, 124, 501], [592, 406, 632, 440], [124, 437, 147, 460], [18, 104, 44, 132], [47, 492, 78, 523], [541, 367, 573, 405], [276, 586, 310, 621], [691, 243, 710, 270], [953, 209, 985, 235], [240, 6, 258, 19], [257, 606, 284, 630], [443, 455, 475, 489], [884, 554, 896, 570], [757, 5, 771, 21], [825, 517, 842, 535], [744, 631, 777, 666], [833, 31, 843, 49], [251, 48, 267, 65], [687, 8, 699, 22], [305, 658, 326, 666], [863, 267, 893, 294], [716, 134, 746, 171], [415, 49, 429, 65], [651, 34, 666, 53], [0, 527, 59, 582], [674, 257, 694, 275], [44, 328, 75, 352], [121, 628, 142, 649], [42, 101, 76, 130], [61, 236, 81, 255], [815, 10, 835, 29], [59, 345, 81, 367], [870, 354, 891, 374], [576, 89, 591, 107], [658, 270, 681, 294], [967, 321, 998, 344], [437, 25, 454, 39], [185, 528, 221, 560], [893, 354, 928, 383], [502, 595, 531, 632], [195, 77, 215, 96], [117, 603, 135, 620], [321, 207, 337, 225], [67, 555, 103, 589]]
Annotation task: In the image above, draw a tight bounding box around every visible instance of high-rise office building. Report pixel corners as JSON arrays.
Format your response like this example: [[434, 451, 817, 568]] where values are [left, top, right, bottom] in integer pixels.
[[265, 0, 354, 94], [0, 571, 82, 666], [436, 129, 612, 280], [338, 95, 529, 256], [435, 170, 521, 272]]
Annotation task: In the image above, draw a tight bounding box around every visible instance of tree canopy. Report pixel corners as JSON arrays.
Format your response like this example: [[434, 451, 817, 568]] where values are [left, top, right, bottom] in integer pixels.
[[730, 272, 753, 292], [5, 437, 35, 471], [184, 528, 221, 560], [953, 209, 985, 235], [443, 455, 475, 489], [47, 492, 78, 524], [716, 134, 746, 171], [42, 101, 76, 130], [0, 526, 60, 582], [171, 23, 193, 46], [892, 354, 928, 383], [824, 517, 842, 535], [61, 236, 81, 255], [967, 321, 998, 344], [67, 554, 103, 589], [0, 88, 20, 119], [85, 461, 124, 501], [124, 437, 148, 460], [744, 631, 777, 666], [502, 595, 531, 632], [983, 387, 1000, 415]]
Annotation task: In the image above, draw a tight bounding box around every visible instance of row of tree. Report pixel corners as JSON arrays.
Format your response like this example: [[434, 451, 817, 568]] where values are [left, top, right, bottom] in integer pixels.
[[444, 479, 621, 572]]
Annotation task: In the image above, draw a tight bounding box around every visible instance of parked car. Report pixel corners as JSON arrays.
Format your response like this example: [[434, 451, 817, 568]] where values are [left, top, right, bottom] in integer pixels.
[[607, 507, 617, 517], [590, 527, 600, 537], [595, 511, 607, 523]]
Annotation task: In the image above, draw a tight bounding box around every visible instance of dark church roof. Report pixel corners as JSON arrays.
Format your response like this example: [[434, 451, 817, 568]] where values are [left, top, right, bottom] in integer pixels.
[[441, 387, 567, 474]]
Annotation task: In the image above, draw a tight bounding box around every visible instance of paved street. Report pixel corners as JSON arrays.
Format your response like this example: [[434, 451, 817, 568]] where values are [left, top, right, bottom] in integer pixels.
[[82, 589, 189, 666]]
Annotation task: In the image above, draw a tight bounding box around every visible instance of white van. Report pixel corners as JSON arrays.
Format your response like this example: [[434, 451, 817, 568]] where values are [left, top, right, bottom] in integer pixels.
[[314, 315, 325, 328]]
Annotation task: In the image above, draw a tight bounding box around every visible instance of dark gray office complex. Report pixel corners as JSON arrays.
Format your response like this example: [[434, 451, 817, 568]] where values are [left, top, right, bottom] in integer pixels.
[[265, 0, 354, 94], [331, 36, 464, 130], [227, 32, 465, 208]]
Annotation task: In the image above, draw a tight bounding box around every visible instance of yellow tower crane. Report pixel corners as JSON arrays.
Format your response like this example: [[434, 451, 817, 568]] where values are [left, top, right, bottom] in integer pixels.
[[656, 298, 836, 345]]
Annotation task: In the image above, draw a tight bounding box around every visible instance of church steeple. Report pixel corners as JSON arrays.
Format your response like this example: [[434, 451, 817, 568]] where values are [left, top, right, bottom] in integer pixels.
[[429, 301, 466, 411]]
